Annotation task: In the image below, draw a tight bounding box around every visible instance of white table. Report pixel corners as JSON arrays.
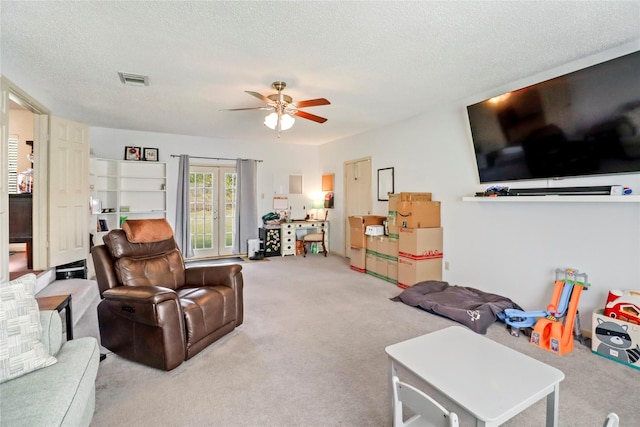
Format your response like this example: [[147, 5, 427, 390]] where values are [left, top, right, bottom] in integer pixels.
[[385, 326, 565, 427]]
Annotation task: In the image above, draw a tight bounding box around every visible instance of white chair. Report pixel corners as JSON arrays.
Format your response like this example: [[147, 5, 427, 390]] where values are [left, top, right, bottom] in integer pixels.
[[392, 376, 459, 427], [603, 413, 619, 427]]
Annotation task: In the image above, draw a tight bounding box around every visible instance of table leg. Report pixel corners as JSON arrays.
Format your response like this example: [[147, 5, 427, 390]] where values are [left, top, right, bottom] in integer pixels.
[[389, 359, 397, 427], [546, 384, 560, 427], [65, 297, 74, 340]]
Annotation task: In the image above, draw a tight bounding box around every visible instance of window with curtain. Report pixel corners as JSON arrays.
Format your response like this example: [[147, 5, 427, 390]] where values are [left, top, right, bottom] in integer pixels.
[[8, 136, 18, 194]]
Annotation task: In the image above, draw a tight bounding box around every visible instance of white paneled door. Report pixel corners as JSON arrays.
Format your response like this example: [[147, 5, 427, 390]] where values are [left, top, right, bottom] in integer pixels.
[[48, 116, 90, 268], [344, 157, 372, 255]]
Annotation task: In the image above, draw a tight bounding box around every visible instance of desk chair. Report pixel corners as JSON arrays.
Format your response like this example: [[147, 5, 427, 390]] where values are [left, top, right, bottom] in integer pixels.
[[603, 413, 619, 427], [392, 376, 459, 427], [302, 229, 327, 257]]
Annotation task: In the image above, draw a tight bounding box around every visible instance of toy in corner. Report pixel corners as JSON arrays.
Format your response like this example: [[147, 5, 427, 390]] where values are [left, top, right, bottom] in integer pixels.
[[503, 268, 590, 355], [476, 185, 510, 197], [591, 287, 640, 369]]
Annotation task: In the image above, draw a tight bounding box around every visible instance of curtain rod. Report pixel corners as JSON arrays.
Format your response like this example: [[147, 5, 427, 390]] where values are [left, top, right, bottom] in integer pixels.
[[170, 154, 263, 162]]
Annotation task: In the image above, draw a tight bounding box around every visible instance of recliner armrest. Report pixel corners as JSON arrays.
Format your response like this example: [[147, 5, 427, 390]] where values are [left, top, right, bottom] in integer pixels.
[[184, 264, 243, 289], [102, 285, 177, 304], [185, 264, 244, 325], [101, 286, 180, 327]]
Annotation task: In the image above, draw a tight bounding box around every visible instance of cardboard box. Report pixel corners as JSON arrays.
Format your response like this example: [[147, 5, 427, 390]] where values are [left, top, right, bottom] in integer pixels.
[[366, 235, 378, 253], [377, 236, 399, 258], [349, 215, 386, 248], [592, 309, 640, 370], [397, 256, 443, 289], [399, 192, 432, 202], [349, 215, 387, 229], [387, 259, 398, 281], [388, 194, 400, 225], [376, 256, 388, 277], [397, 200, 441, 229], [365, 252, 377, 273], [389, 193, 432, 224], [349, 246, 366, 273], [365, 253, 398, 285], [388, 225, 400, 239], [398, 227, 443, 260]]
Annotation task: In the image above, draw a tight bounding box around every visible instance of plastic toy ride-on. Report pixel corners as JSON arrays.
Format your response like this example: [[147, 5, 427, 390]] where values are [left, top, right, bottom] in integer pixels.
[[503, 268, 589, 355]]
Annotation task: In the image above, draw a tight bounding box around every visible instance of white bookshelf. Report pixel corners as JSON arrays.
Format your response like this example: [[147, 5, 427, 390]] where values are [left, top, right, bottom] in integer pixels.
[[89, 157, 167, 242]]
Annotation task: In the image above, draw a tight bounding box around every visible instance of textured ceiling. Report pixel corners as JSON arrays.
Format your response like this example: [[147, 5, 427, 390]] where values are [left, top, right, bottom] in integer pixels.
[[1, 1, 639, 145]]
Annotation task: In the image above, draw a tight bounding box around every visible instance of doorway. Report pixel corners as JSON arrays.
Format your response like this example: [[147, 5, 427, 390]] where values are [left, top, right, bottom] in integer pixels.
[[8, 100, 35, 276], [343, 157, 372, 255], [189, 165, 237, 258]]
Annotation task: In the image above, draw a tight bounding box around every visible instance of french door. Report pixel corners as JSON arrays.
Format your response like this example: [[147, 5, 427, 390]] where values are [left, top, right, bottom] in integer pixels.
[[189, 165, 237, 258]]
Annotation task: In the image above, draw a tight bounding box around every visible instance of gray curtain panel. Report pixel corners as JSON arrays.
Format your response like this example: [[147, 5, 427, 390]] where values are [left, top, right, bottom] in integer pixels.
[[234, 159, 259, 254], [175, 154, 194, 258]]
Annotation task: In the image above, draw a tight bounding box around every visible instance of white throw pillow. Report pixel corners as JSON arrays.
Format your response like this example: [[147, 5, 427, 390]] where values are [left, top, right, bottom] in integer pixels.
[[0, 274, 57, 384]]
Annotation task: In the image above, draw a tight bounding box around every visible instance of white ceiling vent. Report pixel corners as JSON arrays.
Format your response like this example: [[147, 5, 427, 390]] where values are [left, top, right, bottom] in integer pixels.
[[118, 72, 149, 86]]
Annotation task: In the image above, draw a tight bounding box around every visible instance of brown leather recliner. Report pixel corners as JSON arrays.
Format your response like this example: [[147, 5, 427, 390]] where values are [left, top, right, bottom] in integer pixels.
[[91, 219, 243, 370]]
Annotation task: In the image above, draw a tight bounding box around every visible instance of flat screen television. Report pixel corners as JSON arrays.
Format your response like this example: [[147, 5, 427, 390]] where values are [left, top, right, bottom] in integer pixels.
[[467, 50, 640, 183]]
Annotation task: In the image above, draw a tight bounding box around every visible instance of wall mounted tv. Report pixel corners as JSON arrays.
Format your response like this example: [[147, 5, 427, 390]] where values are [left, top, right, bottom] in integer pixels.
[[467, 50, 640, 183]]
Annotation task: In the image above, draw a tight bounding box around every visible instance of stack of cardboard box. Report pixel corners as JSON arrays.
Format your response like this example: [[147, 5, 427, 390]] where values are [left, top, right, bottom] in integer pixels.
[[348, 192, 442, 289], [364, 228, 399, 284], [348, 215, 386, 273], [389, 192, 443, 289]]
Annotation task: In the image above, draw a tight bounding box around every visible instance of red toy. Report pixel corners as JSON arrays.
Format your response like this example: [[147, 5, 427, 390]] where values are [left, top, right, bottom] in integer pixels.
[[604, 290, 640, 325]]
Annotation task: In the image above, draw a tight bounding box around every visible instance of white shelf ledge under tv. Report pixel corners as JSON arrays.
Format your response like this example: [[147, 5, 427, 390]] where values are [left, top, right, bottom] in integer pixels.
[[462, 195, 640, 203]]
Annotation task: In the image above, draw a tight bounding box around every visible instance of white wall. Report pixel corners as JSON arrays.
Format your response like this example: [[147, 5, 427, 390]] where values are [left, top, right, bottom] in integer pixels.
[[320, 42, 640, 330], [89, 127, 322, 230], [45, 41, 640, 331]]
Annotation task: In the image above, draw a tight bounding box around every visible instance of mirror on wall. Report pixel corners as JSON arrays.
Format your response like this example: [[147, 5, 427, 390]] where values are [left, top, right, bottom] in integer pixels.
[[377, 167, 394, 201]]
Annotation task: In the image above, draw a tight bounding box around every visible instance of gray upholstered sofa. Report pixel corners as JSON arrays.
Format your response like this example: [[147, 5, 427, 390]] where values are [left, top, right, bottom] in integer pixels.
[[0, 310, 100, 427]]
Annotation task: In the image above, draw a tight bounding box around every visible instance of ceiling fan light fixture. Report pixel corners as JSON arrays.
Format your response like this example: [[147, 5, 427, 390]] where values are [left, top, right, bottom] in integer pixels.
[[264, 112, 295, 131], [280, 113, 295, 130], [224, 81, 328, 133], [264, 112, 279, 129]]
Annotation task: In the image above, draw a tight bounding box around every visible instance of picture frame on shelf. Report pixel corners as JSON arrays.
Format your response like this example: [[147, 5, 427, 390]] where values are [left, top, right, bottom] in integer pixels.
[[97, 219, 109, 232], [143, 147, 159, 162], [377, 167, 394, 201], [124, 146, 142, 161]]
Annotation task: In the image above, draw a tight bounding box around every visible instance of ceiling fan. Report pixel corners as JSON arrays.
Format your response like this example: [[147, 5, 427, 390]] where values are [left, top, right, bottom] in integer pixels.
[[222, 81, 330, 136]]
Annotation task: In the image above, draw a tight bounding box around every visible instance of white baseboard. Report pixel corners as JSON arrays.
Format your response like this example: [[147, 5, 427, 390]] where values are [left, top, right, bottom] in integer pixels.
[[35, 268, 55, 294]]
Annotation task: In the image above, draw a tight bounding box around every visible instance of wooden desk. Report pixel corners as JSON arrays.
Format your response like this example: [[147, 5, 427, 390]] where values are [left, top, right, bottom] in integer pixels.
[[280, 220, 329, 256], [36, 294, 73, 340], [385, 326, 564, 427]]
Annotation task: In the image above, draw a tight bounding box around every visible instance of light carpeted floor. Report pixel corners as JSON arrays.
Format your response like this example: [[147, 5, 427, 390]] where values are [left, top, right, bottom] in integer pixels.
[[87, 254, 637, 426]]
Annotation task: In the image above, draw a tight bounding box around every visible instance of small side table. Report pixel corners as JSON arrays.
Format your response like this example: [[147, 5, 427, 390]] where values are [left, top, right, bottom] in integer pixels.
[[36, 294, 73, 340]]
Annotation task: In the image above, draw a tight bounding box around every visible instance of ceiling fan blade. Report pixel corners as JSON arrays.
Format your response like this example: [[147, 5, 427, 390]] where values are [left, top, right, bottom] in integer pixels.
[[293, 98, 331, 108], [293, 110, 328, 123], [220, 107, 272, 111], [245, 91, 273, 104]]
